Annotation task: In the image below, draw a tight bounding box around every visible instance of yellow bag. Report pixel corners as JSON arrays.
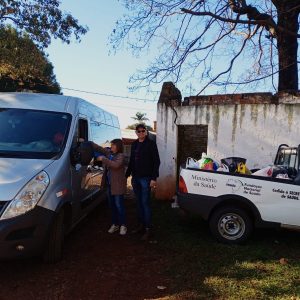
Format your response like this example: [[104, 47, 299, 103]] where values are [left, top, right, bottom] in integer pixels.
[[237, 162, 252, 175]]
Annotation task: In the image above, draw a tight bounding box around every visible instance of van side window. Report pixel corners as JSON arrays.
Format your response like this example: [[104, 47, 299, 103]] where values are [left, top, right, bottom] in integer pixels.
[[90, 120, 121, 146], [78, 119, 88, 141]]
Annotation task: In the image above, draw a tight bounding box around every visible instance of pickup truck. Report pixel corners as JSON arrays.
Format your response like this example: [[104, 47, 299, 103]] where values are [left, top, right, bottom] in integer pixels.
[[177, 144, 300, 244]]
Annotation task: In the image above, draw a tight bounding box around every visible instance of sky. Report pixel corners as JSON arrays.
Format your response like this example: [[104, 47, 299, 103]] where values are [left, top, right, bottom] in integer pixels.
[[47, 1, 158, 129], [46, 1, 298, 129]]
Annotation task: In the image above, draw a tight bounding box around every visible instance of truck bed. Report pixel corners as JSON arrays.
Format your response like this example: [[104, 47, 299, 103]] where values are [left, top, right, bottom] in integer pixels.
[[178, 166, 300, 227]]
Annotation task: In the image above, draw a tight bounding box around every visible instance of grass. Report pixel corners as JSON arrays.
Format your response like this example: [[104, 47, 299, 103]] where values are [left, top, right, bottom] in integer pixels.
[[151, 199, 300, 300]]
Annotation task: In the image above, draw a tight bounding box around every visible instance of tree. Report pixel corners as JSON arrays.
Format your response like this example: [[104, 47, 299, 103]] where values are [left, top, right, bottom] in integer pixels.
[[111, 1, 300, 93], [0, 25, 60, 93], [127, 112, 153, 131], [131, 112, 149, 122], [0, 0, 87, 48]]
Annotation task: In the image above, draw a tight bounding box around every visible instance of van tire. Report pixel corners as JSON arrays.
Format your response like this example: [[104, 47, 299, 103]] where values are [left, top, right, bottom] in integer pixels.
[[209, 206, 253, 244], [43, 209, 64, 263]]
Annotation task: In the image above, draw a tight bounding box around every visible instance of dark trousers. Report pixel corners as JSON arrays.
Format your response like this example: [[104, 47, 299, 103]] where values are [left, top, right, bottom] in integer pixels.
[[108, 187, 126, 226], [132, 177, 152, 228]]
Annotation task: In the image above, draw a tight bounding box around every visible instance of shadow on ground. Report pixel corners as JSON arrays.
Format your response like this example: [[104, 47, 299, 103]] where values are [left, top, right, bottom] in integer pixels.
[[0, 191, 169, 300], [1, 193, 300, 300], [153, 201, 300, 299]]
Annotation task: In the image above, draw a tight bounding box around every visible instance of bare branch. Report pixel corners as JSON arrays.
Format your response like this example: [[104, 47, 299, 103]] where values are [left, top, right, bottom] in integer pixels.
[[181, 8, 260, 25], [214, 61, 300, 86], [112, 0, 300, 93], [197, 30, 251, 95], [181, 7, 300, 38]]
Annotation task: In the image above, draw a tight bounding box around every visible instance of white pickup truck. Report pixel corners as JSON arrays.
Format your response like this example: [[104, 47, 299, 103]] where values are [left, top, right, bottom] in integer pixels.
[[177, 144, 300, 244]]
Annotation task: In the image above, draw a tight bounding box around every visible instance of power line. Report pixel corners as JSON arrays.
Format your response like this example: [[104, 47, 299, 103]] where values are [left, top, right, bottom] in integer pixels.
[[0, 75, 158, 103], [95, 101, 156, 112], [62, 87, 157, 102]]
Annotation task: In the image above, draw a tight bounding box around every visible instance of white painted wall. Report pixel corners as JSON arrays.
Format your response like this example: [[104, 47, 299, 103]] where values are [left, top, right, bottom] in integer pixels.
[[156, 100, 300, 200], [156, 103, 178, 200]]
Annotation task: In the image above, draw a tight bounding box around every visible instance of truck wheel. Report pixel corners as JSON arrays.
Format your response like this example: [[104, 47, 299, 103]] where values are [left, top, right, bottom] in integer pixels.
[[43, 209, 64, 263], [209, 206, 253, 244]]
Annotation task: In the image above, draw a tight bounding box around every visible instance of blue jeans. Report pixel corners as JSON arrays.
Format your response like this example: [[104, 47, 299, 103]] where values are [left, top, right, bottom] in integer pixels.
[[132, 177, 152, 228], [107, 187, 126, 226]]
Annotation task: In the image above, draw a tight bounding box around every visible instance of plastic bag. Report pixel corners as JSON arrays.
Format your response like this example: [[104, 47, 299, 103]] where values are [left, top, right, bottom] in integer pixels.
[[272, 165, 289, 178], [217, 164, 229, 172], [276, 173, 290, 179], [220, 157, 250, 174], [236, 162, 252, 175], [252, 166, 273, 177], [186, 153, 219, 171], [253, 165, 289, 178], [199, 153, 219, 171], [199, 157, 214, 170], [213, 161, 219, 170], [186, 157, 199, 169]]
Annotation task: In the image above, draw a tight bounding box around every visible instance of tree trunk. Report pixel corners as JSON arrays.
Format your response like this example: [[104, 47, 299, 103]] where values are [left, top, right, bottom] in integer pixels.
[[276, 5, 299, 91]]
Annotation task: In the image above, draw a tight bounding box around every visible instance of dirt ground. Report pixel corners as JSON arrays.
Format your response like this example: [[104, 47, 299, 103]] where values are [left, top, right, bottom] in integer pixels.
[[0, 188, 170, 300]]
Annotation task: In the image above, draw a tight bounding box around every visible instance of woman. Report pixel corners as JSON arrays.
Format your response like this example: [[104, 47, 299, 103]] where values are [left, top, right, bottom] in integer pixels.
[[95, 139, 127, 235]]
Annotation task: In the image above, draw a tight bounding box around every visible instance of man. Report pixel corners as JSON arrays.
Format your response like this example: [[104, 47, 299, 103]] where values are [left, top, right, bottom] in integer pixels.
[[126, 123, 160, 240]]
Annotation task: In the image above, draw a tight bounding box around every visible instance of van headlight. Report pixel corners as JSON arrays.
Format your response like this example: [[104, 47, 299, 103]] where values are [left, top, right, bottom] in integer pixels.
[[1, 171, 50, 220]]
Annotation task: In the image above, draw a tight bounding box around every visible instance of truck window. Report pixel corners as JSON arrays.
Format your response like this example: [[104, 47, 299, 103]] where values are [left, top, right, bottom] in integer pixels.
[[277, 149, 298, 169]]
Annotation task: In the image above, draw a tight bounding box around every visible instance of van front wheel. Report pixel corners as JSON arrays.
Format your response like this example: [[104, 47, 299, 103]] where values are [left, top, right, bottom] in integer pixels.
[[43, 209, 64, 263], [209, 206, 253, 244]]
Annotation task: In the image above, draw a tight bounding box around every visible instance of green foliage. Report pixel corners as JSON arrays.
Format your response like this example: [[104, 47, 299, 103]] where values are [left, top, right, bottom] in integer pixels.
[[0, 0, 87, 48], [126, 122, 153, 132], [131, 112, 149, 122], [127, 112, 153, 131], [0, 25, 60, 93]]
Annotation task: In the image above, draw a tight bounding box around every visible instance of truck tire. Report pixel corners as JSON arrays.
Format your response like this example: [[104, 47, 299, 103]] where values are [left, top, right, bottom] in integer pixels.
[[209, 206, 253, 244], [43, 209, 64, 263]]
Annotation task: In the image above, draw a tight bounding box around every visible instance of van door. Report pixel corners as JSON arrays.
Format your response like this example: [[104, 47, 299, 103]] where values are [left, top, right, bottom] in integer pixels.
[[70, 117, 93, 216], [74, 117, 106, 211], [85, 122, 107, 206], [89, 121, 113, 200]]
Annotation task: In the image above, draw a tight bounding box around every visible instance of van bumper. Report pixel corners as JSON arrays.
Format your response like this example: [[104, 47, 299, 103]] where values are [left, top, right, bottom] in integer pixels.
[[0, 206, 55, 260]]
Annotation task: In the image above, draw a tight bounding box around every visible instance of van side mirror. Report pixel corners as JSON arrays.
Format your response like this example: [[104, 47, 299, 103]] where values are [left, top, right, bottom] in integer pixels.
[[70, 147, 81, 165], [71, 141, 94, 166], [78, 141, 94, 166]]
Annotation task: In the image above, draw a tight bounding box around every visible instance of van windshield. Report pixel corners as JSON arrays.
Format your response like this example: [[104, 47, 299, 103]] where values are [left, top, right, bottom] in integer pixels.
[[0, 108, 71, 159]]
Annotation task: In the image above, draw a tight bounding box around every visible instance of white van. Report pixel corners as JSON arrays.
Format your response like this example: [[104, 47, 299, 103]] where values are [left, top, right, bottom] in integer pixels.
[[0, 93, 121, 262]]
